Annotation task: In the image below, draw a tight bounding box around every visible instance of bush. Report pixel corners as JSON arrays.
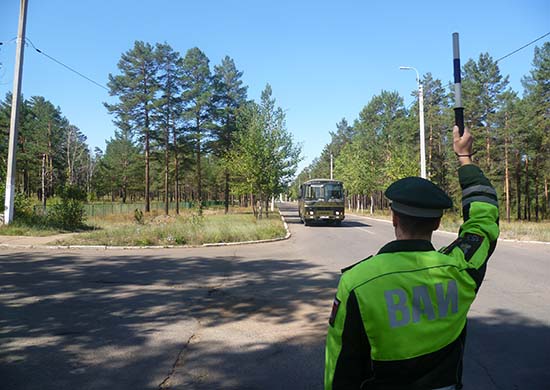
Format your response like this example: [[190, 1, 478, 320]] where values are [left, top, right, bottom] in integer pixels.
[[59, 185, 87, 202], [134, 208, 144, 224], [47, 185, 87, 230], [47, 200, 85, 230], [0, 181, 34, 220]]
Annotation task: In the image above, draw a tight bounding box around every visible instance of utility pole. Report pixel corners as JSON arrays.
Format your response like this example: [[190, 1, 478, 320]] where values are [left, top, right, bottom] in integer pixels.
[[4, 0, 29, 225], [418, 82, 426, 179], [42, 154, 46, 213], [330, 153, 333, 179]]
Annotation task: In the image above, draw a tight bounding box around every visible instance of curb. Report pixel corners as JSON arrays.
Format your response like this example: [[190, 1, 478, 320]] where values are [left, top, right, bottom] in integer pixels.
[[0, 210, 292, 251], [348, 212, 550, 245]]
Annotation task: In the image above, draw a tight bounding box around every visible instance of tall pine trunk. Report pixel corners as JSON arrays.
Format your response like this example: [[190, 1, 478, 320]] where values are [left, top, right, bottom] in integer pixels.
[[145, 126, 150, 213], [504, 115, 510, 222], [196, 115, 202, 215], [515, 151, 521, 220], [143, 68, 151, 213], [47, 121, 53, 198], [534, 156, 539, 222], [544, 177, 549, 220], [486, 125, 491, 171], [173, 129, 180, 215], [428, 124, 433, 179], [224, 170, 230, 214], [164, 120, 170, 215], [524, 157, 530, 221], [41, 154, 46, 213]]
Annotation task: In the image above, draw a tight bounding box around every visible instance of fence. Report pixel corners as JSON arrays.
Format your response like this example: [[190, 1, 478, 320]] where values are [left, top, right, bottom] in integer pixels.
[[34, 201, 224, 218], [84, 201, 224, 217]]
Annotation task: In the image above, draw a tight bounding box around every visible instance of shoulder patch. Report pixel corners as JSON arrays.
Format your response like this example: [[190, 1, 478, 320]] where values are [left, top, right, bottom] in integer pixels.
[[329, 296, 341, 327], [459, 233, 484, 261], [440, 234, 483, 261], [341, 255, 373, 274], [439, 238, 462, 255]]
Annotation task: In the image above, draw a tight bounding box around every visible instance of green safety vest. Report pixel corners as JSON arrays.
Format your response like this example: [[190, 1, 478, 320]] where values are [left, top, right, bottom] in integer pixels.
[[325, 165, 499, 390]]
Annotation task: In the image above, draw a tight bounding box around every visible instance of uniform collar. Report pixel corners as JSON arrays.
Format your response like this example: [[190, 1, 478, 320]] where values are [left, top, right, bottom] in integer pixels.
[[377, 239, 435, 255]]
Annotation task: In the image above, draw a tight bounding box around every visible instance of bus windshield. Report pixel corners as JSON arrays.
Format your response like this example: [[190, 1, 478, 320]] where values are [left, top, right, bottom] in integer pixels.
[[325, 183, 343, 200], [304, 183, 343, 201]]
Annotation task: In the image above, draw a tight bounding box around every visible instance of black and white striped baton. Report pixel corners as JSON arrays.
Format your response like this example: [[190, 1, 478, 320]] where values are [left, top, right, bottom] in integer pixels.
[[453, 32, 464, 136]]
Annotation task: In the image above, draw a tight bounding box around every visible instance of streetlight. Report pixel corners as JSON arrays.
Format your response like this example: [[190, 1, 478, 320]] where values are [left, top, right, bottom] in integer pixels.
[[399, 66, 426, 179]]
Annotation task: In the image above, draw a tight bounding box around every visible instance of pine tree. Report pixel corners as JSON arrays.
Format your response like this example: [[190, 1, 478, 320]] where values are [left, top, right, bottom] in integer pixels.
[[181, 47, 214, 214], [462, 53, 510, 176], [100, 128, 142, 203], [212, 56, 248, 213], [105, 41, 159, 212], [154, 43, 184, 214], [23, 96, 68, 197], [522, 42, 550, 220]]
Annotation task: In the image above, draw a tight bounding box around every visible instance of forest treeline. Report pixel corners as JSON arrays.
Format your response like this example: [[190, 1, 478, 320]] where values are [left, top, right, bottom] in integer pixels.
[[291, 42, 550, 222], [0, 41, 301, 219], [1, 42, 548, 223]]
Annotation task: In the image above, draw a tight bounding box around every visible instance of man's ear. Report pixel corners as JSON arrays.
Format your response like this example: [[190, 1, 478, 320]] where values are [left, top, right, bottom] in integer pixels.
[[433, 217, 441, 231], [391, 209, 398, 227]]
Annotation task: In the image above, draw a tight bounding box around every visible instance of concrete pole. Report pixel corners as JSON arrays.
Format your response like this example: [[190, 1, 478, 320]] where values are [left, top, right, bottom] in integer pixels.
[[4, 0, 29, 225], [399, 66, 426, 179], [418, 83, 427, 179]]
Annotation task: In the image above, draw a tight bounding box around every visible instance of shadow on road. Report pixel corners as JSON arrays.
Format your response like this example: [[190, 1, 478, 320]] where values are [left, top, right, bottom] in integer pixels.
[[463, 309, 550, 389], [1, 249, 548, 389], [0, 251, 335, 389], [329, 220, 372, 229]]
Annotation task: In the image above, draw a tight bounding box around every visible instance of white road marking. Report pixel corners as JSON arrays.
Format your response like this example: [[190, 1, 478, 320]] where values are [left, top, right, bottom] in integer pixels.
[[357, 227, 374, 234]]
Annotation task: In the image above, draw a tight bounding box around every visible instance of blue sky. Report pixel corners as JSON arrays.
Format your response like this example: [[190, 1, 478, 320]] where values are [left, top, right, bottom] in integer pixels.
[[1, 0, 549, 173]]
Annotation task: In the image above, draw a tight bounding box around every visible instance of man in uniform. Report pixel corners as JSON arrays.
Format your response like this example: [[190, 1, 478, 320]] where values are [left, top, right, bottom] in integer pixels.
[[325, 126, 499, 390]]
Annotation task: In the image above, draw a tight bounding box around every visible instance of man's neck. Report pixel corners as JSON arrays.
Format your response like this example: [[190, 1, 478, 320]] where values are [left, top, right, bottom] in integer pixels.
[[395, 230, 433, 241]]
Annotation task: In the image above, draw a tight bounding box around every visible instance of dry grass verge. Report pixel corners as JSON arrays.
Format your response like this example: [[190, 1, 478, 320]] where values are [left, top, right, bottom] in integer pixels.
[[57, 209, 286, 246], [350, 210, 550, 242]]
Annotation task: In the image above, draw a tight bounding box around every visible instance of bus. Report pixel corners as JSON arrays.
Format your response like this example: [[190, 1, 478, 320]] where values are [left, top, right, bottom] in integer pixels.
[[298, 179, 345, 226]]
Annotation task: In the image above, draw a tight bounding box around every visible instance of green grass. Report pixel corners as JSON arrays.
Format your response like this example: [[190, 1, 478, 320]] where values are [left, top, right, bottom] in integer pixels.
[[56, 209, 287, 246], [0, 223, 62, 236], [350, 210, 550, 242], [0, 216, 64, 236], [498, 220, 550, 242]]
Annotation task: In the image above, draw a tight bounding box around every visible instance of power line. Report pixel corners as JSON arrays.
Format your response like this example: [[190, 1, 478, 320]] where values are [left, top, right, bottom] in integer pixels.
[[496, 31, 550, 63], [25, 38, 109, 91], [0, 38, 18, 85], [0, 37, 18, 46]]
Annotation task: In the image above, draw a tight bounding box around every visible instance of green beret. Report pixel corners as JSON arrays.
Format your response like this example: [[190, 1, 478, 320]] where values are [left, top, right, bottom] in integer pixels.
[[385, 177, 452, 217]]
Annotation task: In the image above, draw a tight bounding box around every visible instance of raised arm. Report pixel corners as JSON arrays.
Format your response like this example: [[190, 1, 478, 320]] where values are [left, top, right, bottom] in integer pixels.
[[443, 126, 500, 289]]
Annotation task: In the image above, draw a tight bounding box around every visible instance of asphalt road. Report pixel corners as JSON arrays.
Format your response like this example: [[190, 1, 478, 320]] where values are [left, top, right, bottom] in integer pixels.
[[1, 202, 549, 389]]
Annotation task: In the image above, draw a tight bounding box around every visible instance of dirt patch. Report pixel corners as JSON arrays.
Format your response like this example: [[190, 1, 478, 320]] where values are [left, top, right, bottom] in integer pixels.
[[0, 233, 77, 246]]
